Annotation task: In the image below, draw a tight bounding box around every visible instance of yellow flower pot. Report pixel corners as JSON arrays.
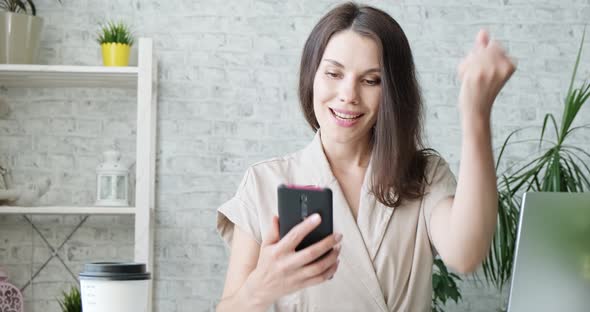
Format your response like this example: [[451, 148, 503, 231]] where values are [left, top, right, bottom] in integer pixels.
[[101, 42, 131, 66]]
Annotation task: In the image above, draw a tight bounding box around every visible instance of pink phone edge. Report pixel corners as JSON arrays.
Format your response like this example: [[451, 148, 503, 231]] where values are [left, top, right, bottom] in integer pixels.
[[284, 184, 323, 191]]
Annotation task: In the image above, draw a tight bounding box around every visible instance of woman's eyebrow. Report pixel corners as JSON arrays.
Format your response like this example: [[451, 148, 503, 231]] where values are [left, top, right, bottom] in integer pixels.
[[323, 59, 381, 74]]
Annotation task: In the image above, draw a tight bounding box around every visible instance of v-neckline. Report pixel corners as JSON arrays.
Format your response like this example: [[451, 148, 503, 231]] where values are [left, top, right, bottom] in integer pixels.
[[328, 177, 389, 312], [302, 131, 389, 311], [332, 168, 366, 222]]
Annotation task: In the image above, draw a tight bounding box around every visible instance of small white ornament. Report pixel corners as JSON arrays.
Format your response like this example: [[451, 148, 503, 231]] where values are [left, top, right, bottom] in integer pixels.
[[95, 149, 129, 206]]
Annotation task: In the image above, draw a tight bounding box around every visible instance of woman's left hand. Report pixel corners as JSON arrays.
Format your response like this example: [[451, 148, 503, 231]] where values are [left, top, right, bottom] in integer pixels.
[[457, 29, 516, 120]]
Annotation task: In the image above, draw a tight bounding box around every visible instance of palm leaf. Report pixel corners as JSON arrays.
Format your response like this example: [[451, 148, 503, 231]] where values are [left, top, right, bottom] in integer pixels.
[[562, 150, 590, 187], [563, 145, 590, 159], [565, 124, 590, 136], [539, 113, 559, 148], [14, 0, 26, 13], [495, 127, 530, 170], [565, 155, 590, 189], [1, 0, 61, 15], [25, 0, 34, 15], [560, 26, 586, 139]]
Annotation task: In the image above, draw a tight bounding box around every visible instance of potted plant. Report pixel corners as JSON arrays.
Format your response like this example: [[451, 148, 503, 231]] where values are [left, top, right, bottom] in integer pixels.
[[0, 0, 60, 64], [432, 258, 463, 311], [97, 21, 135, 67], [57, 285, 82, 312], [482, 27, 589, 307]]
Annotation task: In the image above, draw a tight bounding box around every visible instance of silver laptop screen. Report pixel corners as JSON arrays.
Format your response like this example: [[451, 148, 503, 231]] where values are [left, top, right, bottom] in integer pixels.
[[507, 192, 590, 312]]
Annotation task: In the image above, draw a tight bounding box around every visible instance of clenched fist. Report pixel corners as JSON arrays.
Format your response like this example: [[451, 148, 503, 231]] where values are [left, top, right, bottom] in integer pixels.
[[458, 29, 516, 120]]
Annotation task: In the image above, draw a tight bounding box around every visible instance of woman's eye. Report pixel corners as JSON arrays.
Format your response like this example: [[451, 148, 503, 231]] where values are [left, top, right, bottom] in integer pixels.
[[325, 72, 340, 78], [364, 78, 381, 86]]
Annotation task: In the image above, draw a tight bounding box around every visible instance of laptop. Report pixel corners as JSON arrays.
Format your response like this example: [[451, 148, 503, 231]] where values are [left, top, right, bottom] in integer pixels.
[[507, 192, 590, 312]]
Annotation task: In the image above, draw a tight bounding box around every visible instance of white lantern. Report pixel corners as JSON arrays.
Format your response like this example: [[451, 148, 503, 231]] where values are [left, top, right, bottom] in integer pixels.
[[95, 149, 129, 206]]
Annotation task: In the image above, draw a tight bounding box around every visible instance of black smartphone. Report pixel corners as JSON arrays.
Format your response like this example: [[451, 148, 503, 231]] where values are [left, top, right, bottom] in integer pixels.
[[277, 184, 333, 251]]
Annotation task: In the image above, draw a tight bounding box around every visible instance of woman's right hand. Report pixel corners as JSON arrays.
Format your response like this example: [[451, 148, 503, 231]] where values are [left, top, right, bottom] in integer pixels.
[[243, 213, 342, 308]]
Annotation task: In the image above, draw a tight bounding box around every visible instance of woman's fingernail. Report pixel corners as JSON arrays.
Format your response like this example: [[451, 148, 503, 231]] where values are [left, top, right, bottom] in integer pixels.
[[310, 213, 321, 223], [335, 233, 343, 242]]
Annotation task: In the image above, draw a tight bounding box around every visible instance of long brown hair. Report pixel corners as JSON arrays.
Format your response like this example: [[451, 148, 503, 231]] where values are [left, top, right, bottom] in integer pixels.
[[298, 2, 431, 207]]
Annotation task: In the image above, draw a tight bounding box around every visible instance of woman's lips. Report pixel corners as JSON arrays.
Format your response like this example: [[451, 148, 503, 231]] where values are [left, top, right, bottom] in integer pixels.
[[329, 108, 364, 128]]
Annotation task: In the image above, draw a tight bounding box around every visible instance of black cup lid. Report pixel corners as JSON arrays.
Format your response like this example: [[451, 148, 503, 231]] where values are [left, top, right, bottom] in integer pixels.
[[79, 262, 151, 281]]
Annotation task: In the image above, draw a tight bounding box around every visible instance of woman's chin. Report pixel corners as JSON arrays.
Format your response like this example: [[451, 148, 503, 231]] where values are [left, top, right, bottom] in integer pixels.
[[319, 125, 373, 145]]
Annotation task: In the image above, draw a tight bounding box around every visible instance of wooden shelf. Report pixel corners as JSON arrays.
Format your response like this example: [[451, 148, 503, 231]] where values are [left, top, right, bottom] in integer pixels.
[[0, 64, 139, 88], [0, 205, 136, 215]]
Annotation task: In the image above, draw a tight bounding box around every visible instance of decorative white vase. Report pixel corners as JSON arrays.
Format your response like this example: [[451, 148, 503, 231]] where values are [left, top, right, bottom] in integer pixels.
[[0, 11, 43, 64]]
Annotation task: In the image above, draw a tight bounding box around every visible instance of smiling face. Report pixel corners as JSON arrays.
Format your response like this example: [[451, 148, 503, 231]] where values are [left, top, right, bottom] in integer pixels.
[[312, 29, 382, 145], [299, 3, 426, 208]]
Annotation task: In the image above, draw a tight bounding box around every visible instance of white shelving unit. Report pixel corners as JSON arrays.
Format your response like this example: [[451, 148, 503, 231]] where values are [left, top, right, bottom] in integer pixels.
[[0, 65, 139, 88], [0, 38, 157, 312], [0, 206, 137, 215]]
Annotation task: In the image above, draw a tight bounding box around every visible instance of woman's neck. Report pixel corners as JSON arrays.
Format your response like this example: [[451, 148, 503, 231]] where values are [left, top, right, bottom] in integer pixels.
[[321, 133, 372, 173]]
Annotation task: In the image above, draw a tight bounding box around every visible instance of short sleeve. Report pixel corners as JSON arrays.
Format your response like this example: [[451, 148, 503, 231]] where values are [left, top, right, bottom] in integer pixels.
[[217, 168, 263, 247], [422, 157, 457, 256]]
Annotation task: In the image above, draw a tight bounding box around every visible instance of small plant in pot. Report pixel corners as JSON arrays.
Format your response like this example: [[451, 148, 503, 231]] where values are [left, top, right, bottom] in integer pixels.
[[57, 286, 81, 312], [0, 0, 61, 64], [97, 21, 135, 67]]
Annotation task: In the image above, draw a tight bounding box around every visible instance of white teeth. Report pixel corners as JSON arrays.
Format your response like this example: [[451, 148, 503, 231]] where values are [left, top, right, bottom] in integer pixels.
[[332, 109, 362, 120]]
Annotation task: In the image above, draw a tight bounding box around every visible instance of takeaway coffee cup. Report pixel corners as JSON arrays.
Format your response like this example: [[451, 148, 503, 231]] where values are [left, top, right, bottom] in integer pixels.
[[79, 262, 151, 312]]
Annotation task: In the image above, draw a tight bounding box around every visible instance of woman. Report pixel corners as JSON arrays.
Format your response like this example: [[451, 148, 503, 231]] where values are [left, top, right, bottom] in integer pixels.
[[216, 2, 515, 311]]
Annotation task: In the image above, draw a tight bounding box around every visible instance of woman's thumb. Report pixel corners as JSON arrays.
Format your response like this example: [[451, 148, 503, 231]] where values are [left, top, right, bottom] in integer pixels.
[[476, 29, 490, 48]]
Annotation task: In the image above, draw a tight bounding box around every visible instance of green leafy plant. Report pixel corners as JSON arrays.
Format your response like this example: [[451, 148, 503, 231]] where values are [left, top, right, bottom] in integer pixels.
[[57, 286, 82, 312], [96, 21, 135, 46], [432, 258, 463, 312], [482, 27, 589, 291], [0, 0, 61, 16]]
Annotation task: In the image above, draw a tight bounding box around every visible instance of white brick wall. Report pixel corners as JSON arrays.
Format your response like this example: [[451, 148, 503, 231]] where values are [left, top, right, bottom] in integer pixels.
[[1, 0, 589, 311]]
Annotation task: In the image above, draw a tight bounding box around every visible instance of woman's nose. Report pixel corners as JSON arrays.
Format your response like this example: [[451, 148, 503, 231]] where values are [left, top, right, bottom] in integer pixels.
[[338, 78, 359, 105]]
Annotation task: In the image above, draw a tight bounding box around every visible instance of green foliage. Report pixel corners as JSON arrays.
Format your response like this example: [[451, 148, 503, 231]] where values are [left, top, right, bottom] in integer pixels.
[[0, 0, 61, 16], [482, 27, 590, 290], [432, 258, 463, 312], [96, 21, 135, 46], [57, 286, 82, 312]]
